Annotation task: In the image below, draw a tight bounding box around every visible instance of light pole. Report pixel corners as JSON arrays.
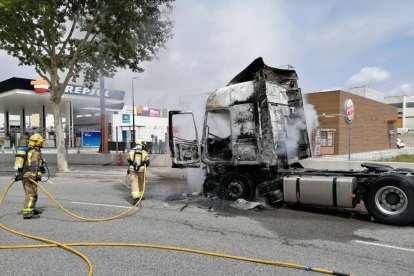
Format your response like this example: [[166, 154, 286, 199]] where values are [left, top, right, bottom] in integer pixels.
[[318, 113, 351, 160], [131, 77, 138, 147], [100, 74, 108, 153]]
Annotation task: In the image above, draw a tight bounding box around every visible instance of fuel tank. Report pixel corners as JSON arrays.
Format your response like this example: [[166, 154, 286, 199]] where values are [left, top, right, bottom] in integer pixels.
[[283, 175, 357, 208]]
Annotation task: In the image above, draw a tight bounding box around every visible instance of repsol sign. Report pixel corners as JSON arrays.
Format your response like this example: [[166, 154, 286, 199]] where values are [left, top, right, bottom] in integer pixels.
[[64, 84, 124, 100]]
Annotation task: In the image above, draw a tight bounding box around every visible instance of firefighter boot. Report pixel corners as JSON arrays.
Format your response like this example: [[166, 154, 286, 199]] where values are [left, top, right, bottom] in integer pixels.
[[138, 192, 145, 200], [23, 212, 40, 219]]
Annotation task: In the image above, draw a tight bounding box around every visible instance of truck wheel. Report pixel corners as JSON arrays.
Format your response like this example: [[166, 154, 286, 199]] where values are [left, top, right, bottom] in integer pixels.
[[219, 172, 255, 201], [364, 174, 414, 225]]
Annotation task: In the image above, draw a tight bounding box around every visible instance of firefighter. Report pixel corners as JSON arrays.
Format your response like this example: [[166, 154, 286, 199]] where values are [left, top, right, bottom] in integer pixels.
[[15, 133, 46, 219], [127, 138, 150, 205]]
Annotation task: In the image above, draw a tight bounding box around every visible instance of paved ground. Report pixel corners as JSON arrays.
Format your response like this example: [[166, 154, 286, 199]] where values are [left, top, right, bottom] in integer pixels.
[[1, 175, 413, 276], [53, 165, 187, 179]]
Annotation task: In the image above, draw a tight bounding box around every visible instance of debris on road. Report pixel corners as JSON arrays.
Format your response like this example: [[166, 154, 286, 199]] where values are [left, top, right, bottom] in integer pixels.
[[230, 199, 266, 210]]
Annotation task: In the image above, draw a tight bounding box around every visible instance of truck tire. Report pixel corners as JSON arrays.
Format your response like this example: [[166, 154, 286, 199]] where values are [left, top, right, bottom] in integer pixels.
[[364, 174, 414, 225], [219, 172, 255, 201]]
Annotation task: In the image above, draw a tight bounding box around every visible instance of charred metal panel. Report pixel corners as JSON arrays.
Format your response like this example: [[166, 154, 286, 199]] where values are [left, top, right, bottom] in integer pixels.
[[269, 103, 290, 157], [254, 80, 280, 166], [227, 57, 298, 86], [265, 82, 291, 161], [229, 103, 258, 164], [206, 81, 254, 110], [173, 140, 199, 164], [202, 57, 310, 169], [266, 82, 289, 105], [234, 142, 257, 162], [231, 104, 255, 138], [225, 57, 311, 161]]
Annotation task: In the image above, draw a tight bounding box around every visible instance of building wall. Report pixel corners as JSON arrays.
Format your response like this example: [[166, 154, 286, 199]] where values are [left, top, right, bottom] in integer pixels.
[[349, 86, 384, 102], [383, 95, 414, 130], [305, 90, 398, 155], [111, 112, 168, 143]]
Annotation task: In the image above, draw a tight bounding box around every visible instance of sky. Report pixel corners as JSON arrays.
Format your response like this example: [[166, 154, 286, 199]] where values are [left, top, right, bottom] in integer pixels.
[[1, 0, 414, 109]]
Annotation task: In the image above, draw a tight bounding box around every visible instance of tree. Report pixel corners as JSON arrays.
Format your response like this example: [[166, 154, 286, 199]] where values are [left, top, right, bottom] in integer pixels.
[[0, 0, 174, 171]]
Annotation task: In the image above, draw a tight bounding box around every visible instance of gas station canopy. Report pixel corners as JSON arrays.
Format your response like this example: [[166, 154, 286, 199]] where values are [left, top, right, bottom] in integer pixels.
[[0, 77, 125, 115]]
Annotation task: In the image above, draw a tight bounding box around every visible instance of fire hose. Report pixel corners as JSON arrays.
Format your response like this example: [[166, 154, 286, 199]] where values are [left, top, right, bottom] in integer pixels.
[[0, 165, 353, 276]]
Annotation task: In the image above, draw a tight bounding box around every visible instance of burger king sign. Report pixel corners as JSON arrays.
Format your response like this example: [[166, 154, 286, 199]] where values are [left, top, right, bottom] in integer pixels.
[[30, 78, 49, 93], [344, 99, 354, 124]]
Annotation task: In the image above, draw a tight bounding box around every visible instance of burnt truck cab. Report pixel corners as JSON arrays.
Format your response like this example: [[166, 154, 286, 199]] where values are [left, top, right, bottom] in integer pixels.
[[169, 58, 309, 198], [169, 57, 414, 226]]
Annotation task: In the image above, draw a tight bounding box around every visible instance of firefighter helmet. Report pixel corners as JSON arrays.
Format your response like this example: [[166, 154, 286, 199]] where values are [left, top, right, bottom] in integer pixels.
[[28, 133, 43, 147], [135, 138, 146, 148]]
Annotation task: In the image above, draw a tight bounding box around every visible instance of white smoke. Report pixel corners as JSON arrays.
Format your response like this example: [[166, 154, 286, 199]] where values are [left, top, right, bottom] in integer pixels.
[[285, 103, 319, 159], [184, 168, 205, 193], [303, 103, 319, 139], [285, 113, 307, 160]]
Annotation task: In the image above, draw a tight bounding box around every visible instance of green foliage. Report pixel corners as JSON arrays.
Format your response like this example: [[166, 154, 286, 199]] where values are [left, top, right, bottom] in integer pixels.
[[378, 154, 414, 163], [0, 0, 12, 9], [0, 0, 174, 92]]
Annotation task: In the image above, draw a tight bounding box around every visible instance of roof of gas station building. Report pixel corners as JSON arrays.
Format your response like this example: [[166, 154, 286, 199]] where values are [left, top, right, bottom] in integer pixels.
[[0, 77, 125, 115]]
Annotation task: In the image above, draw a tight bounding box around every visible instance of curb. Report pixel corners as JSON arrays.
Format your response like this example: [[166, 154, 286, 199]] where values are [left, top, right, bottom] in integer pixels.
[[1, 171, 187, 180], [54, 172, 171, 179]]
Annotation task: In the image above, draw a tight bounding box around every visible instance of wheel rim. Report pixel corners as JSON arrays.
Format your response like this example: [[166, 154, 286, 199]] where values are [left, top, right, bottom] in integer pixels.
[[227, 180, 245, 199], [375, 186, 408, 215]]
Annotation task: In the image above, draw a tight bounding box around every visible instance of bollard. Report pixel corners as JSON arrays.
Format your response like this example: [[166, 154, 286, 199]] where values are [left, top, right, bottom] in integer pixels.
[[1, 145, 3, 172], [12, 144, 15, 155], [117, 154, 123, 166]]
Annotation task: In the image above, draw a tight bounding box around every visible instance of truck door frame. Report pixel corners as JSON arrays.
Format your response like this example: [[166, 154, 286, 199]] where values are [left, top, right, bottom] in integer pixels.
[[168, 110, 201, 168]]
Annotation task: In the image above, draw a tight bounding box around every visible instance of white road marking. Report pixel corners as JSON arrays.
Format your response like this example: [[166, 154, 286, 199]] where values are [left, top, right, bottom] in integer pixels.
[[355, 240, 414, 252], [71, 201, 131, 209]]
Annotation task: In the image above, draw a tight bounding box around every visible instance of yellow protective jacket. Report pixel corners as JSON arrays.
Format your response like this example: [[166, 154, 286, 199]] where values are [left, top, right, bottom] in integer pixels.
[[23, 147, 44, 179], [127, 146, 149, 173]]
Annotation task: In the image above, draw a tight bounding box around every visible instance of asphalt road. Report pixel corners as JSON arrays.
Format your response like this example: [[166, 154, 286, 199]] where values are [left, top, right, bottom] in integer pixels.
[[1, 175, 414, 276]]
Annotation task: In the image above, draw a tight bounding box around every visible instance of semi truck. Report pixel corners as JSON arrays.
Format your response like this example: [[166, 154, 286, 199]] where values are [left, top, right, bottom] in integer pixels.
[[168, 57, 414, 226]]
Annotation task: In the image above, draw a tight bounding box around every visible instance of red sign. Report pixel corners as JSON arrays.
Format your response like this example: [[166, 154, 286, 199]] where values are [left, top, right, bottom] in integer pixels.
[[30, 78, 49, 93], [344, 99, 354, 124], [149, 108, 161, 117]]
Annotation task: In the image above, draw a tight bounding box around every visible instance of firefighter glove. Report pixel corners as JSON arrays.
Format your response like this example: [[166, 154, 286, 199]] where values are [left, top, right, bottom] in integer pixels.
[[144, 160, 150, 167], [40, 166, 46, 173], [14, 173, 23, 181]]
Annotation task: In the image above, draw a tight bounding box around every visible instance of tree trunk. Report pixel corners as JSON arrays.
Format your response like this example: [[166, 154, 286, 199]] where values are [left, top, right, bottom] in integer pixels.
[[51, 98, 69, 171]]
